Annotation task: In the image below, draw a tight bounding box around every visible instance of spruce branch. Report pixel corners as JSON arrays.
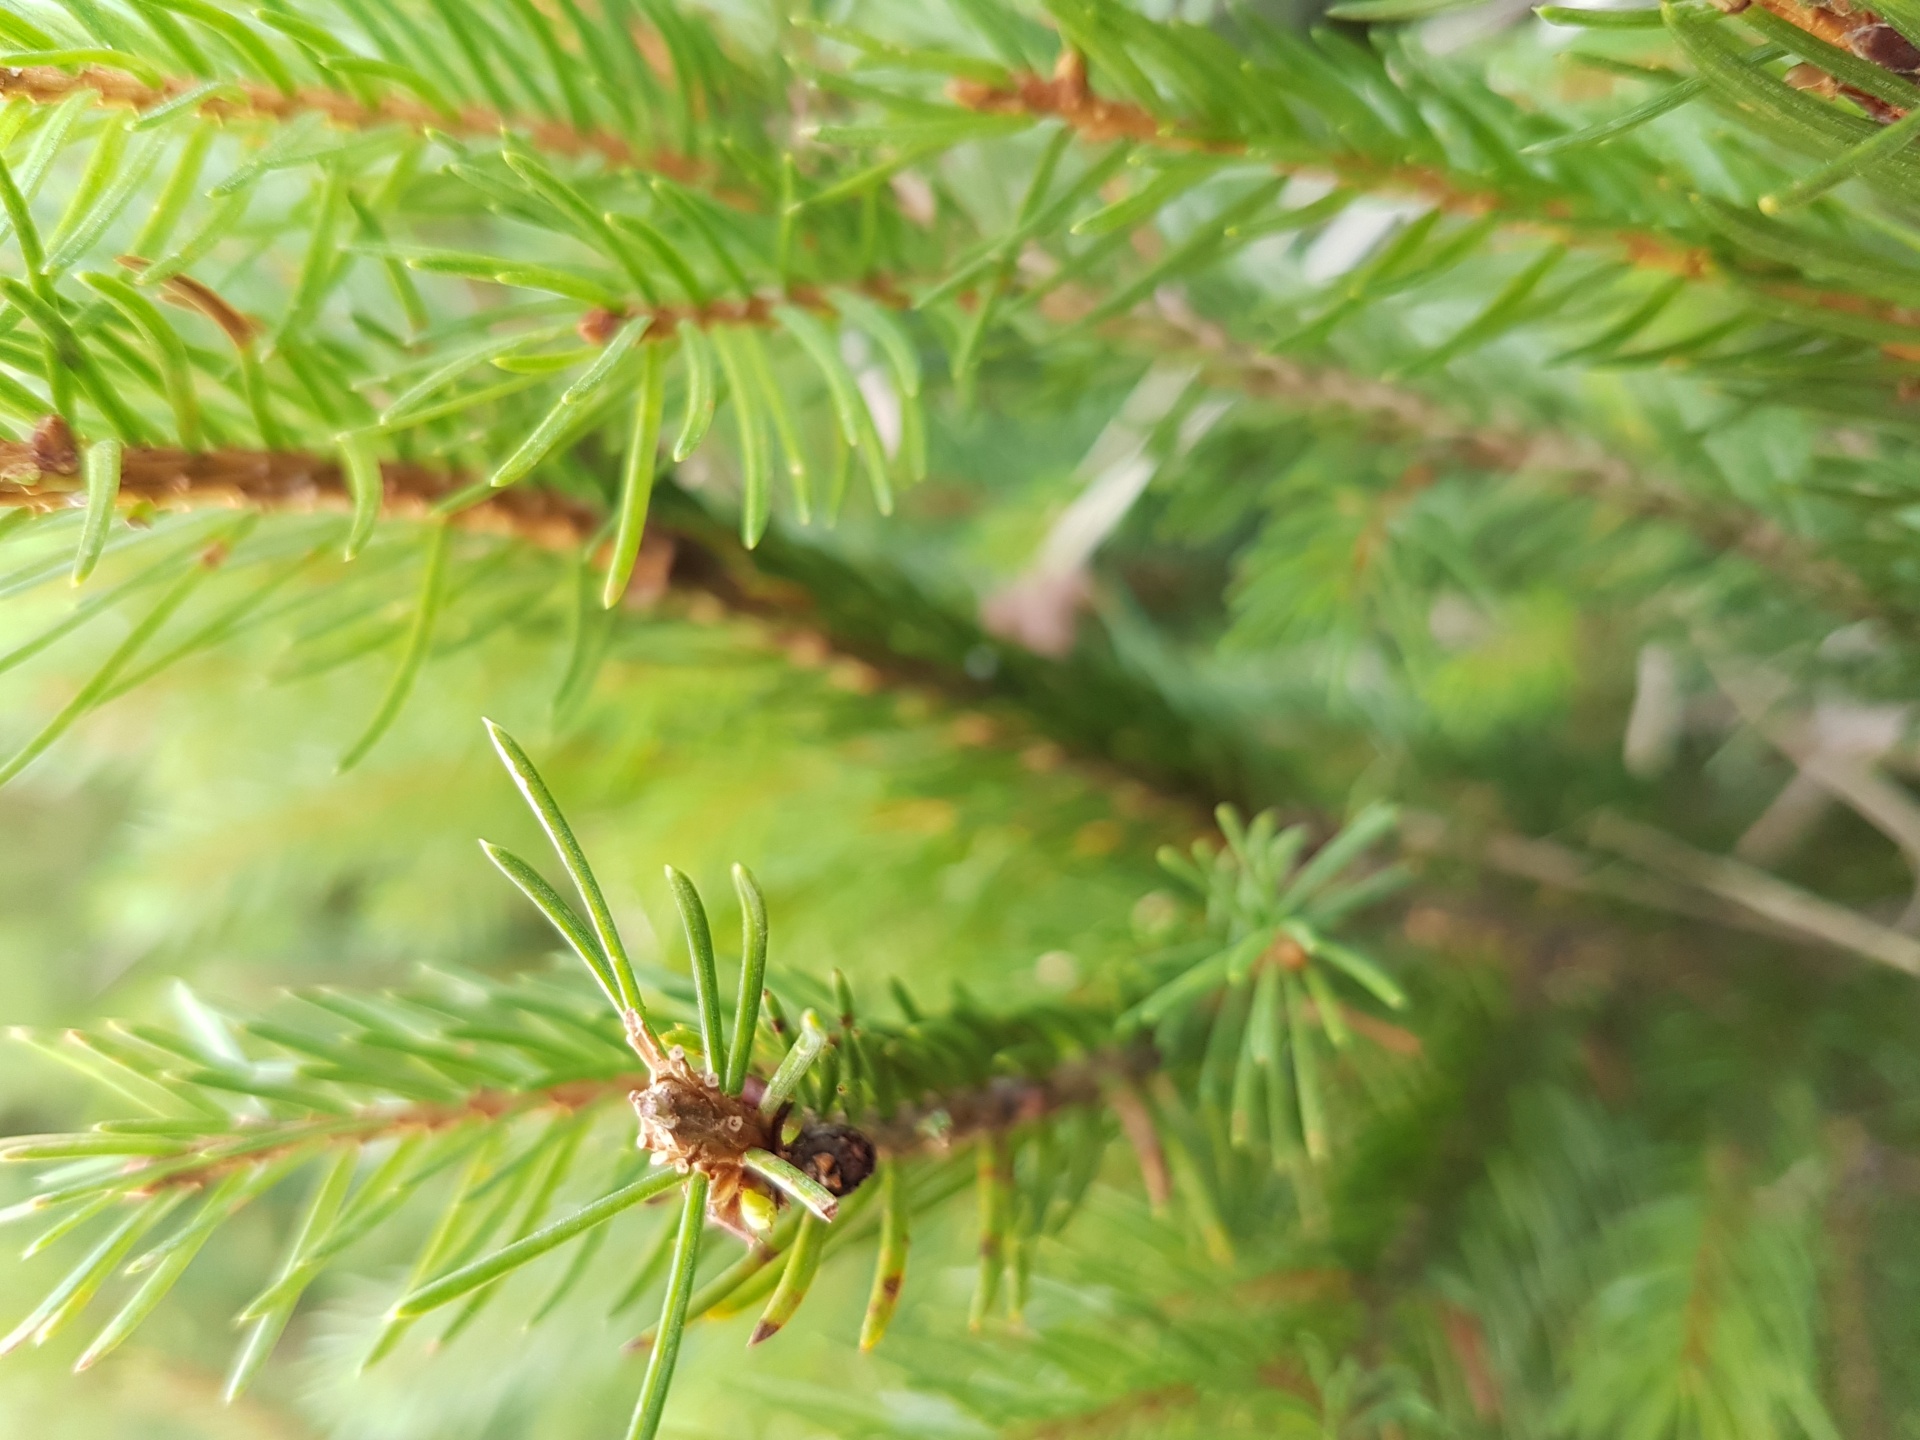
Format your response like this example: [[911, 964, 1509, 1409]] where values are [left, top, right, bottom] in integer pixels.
[[0, 979, 1149, 1401], [1129, 300, 1878, 625], [806, 0, 1920, 393], [0, 755, 1413, 1430], [938, 44, 1861, 309], [7, 424, 1909, 982], [1, 247, 1888, 634], [0, 435, 1261, 814], [4, 4, 1916, 1433], [3, 1, 1904, 622]]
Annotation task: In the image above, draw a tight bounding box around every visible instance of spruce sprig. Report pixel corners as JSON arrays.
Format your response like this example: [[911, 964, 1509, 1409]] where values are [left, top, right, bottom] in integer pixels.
[[0, 726, 1412, 1430]]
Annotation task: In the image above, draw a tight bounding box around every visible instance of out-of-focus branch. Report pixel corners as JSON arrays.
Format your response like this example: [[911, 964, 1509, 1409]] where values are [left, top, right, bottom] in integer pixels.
[[1705, 656, 1920, 923], [1134, 295, 1875, 624], [1407, 805, 1920, 974]]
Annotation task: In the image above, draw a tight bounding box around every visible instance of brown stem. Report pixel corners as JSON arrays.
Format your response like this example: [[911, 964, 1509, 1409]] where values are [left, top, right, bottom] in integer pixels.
[[99, 1070, 650, 1198], [864, 1045, 1159, 1154], [1105, 1076, 1173, 1210], [80, 1046, 1156, 1201], [1440, 1304, 1505, 1421], [0, 64, 707, 184], [0, 438, 599, 547]]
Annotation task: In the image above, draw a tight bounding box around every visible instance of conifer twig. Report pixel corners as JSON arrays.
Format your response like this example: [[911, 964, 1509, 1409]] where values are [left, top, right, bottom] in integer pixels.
[[0, 262, 1879, 634], [1130, 298, 1875, 624], [0, 64, 709, 182], [0, 441, 600, 548], [949, 47, 1920, 347]]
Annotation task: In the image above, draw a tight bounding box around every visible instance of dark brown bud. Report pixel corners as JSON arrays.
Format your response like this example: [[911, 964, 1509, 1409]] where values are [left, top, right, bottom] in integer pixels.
[[1851, 22, 1920, 74], [781, 1122, 876, 1198]]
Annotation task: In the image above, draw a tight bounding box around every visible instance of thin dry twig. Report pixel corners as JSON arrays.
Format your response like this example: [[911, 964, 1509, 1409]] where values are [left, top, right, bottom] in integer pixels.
[[1403, 803, 1920, 974], [1588, 809, 1920, 974], [1703, 652, 1920, 923], [1105, 1077, 1173, 1210]]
